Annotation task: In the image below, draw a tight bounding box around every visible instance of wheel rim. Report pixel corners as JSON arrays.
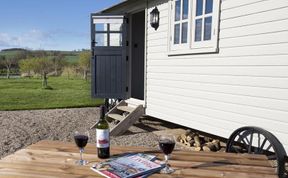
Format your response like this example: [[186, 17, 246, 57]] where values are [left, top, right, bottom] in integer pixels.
[[226, 127, 287, 177]]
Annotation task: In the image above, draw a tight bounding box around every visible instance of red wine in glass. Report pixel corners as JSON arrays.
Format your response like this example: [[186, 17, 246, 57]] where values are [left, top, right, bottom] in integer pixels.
[[74, 135, 88, 148], [159, 135, 175, 174], [159, 139, 175, 155], [74, 131, 89, 165]]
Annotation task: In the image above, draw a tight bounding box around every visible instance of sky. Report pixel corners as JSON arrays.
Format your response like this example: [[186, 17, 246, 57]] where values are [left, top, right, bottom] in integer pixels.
[[0, 0, 121, 51]]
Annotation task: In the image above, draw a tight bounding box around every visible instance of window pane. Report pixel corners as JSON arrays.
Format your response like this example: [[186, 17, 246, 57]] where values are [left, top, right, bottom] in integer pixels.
[[205, 0, 213, 14], [196, 0, 203, 16], [110, 23, 122, 31], [182, 0, 189, 20], [110, 33, 122, 46], [181, 22, 188, 43], [95, 33, 108, 46], [96, 23, 107, 31], [175, 0, 181, 21], [204, 17, 212, 41], [195, 19, 202, 42], [174, 24, 180, 44]]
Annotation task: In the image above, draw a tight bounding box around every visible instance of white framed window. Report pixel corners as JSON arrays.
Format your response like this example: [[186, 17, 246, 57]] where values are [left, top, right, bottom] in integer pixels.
[[171, 0, 191, 50], [169, 0, 220, 55]]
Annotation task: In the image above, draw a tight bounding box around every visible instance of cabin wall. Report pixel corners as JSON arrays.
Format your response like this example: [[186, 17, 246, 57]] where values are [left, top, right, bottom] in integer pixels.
[[146, 0, 288, 152]]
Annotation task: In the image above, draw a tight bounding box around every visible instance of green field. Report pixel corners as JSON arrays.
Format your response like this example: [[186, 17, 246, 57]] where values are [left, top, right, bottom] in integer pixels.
[[0, 77, 103, 110], [64, 55, 79, 63]]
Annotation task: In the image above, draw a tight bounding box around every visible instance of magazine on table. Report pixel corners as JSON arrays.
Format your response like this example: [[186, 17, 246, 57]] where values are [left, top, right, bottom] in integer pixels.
[[91, 153, 163, 178]]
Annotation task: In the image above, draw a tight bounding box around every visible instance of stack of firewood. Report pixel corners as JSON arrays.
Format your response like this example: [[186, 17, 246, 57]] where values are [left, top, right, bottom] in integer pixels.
[[177, 130, 221, 152]]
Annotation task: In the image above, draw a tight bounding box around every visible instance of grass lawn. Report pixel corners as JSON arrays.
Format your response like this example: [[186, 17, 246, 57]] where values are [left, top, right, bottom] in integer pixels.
[[0, 77, 103, 110]]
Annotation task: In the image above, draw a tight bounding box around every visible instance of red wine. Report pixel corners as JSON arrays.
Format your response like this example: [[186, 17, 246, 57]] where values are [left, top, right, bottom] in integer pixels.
[[74, 135, 88, 148], [159, 140, 175, 155]]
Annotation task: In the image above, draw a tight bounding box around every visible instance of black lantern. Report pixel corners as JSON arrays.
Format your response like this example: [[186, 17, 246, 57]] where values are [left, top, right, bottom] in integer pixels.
[[150, 7, 160, 30]]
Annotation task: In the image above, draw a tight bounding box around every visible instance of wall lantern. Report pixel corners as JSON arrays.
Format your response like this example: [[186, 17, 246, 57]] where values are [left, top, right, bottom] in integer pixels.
[[150, 7, 160, 30]]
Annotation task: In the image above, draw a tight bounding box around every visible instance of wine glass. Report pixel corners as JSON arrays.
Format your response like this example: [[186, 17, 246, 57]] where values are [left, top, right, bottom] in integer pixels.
[[74, 130, 89, 165], [158, 134, 176, 174]]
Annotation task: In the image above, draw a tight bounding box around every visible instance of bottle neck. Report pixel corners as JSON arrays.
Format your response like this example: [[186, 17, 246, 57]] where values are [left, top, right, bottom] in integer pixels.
[[100, 115, 105, 121]]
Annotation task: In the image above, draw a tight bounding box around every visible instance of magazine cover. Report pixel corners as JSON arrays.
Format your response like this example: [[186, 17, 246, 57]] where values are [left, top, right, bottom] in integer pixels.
[[91, 154, 162, 178]]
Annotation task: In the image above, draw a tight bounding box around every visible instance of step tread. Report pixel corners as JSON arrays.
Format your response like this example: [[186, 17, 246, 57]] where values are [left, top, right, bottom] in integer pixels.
[[107, 113, 125, 121], [117, 106, 135, 113]]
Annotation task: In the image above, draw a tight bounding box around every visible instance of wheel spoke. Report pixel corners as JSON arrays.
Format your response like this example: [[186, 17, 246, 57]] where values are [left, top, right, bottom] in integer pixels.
[[266, 143, 272, 151], [257, 133, 261, 148], [259, 137, 268, 154], [248, 129, 254, 153], [237, 134, 249, 151]]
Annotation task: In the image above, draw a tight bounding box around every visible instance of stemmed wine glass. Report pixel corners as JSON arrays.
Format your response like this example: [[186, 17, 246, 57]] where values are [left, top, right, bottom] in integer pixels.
[[74, 130, 89, 165], [158, 134, 176, 174]]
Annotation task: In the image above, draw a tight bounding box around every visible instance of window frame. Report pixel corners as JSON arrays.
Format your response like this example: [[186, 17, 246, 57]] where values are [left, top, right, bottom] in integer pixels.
[[93, 16, 123, 47], [168, 0, 220, 55], [170, 0, 192, 51]]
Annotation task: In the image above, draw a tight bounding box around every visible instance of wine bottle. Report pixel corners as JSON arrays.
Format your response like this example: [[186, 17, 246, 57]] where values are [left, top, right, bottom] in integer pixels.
[[96, 105, 110, 159]]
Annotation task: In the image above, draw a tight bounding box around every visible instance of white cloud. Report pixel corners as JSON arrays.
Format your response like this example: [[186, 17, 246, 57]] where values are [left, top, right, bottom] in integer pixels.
[[22, 29, 53, 43], [0, 29, 54, 50], [0, 33, 21, 47], [0, 29, 90, 51]]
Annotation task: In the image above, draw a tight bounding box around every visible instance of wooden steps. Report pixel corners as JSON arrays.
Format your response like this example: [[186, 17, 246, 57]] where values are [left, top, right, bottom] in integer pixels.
[[91, 100, 144, 136], [109, 101, 144, 136]]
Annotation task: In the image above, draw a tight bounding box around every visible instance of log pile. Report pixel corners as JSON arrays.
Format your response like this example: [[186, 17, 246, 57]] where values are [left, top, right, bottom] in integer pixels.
[[177, 130, 221, 152]]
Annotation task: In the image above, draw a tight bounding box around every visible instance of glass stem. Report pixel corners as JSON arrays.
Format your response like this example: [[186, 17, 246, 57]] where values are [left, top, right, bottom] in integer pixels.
[[164, 154, 169, 168], [80, 148, 84, 162]]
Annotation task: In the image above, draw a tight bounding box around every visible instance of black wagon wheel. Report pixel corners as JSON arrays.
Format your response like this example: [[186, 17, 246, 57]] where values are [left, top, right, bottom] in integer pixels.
[[226, 126, 287, 178]]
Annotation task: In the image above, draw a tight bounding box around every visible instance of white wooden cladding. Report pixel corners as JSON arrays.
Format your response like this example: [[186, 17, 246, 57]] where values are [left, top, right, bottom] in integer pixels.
[[146, 0, 288, 152]]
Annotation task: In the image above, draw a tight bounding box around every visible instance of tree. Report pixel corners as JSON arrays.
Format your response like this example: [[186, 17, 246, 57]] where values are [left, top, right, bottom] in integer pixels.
[[51, 51, 66, 76], [78, 51, 91, 80], [0, 56, 4, 76], [0, 55, 17, 79], [20, 57, 54, 88], [32, 57, 54, 88], [19, 59, 34, 77]]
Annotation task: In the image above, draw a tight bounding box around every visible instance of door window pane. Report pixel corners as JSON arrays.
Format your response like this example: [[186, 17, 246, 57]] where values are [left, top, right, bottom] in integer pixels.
[[96, 23, 107, 31], [175, 0, 181, 21], [196, 0, 203, 16], [95, 33, 108, 46], [110, 23, 122, 31], [110, 33, 122, 46], [174, 24, 180, 44], [181, 22, 188, 43], [205, 0, 213, 14], [182, 0, 189, 20], [204, 17, 212, 40], [195, 19, 202, 41]]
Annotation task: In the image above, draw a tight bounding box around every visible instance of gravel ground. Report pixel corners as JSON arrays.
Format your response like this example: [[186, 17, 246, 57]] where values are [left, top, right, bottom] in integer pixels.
[[0, 107, 183, 159]]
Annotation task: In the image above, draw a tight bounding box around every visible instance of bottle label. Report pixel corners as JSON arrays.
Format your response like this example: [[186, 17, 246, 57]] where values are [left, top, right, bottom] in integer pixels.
[[96, 129, 109, 148]]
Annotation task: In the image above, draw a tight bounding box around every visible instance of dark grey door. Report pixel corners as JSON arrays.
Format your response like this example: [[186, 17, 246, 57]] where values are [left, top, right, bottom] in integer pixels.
[[91, 14, 128, 99], [131, 11, 145, 100]]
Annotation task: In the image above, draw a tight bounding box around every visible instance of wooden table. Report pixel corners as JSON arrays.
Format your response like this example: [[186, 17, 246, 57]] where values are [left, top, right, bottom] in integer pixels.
[[0, 140, 277, 178]]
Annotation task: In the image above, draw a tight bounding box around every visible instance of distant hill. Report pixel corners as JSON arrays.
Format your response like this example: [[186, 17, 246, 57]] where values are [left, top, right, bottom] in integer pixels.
[[1, 48, 28, 52], [0, 49, 84, 63], [0, 49, 27, 57]]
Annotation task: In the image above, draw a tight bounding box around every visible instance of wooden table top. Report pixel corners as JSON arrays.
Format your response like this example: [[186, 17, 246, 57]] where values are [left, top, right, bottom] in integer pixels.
[[0, 140, 277, 178]]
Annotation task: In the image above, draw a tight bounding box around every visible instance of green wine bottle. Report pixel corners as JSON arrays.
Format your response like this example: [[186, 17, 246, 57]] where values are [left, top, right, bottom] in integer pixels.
[[96, 105, 110, 159]]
